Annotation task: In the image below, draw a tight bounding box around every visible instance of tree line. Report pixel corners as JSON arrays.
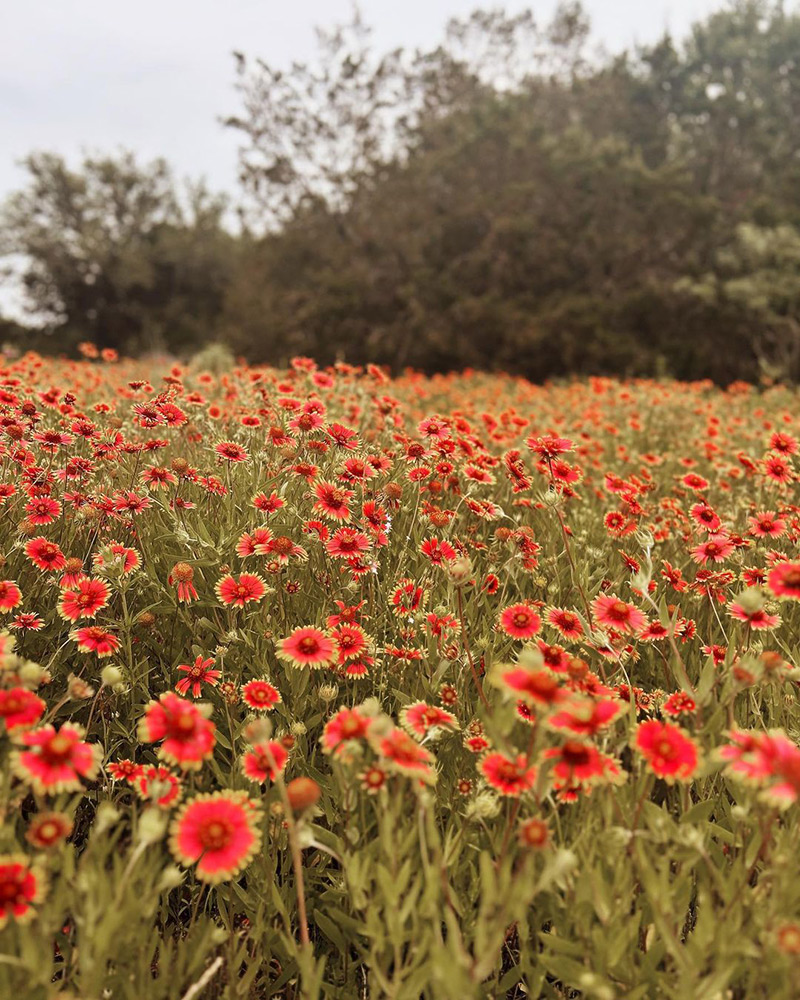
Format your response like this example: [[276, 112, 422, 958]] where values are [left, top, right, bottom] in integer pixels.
[[2, 1, 800, 383]]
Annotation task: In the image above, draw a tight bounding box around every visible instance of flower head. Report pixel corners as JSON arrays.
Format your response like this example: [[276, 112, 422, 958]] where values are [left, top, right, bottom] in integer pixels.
[[59, 578, 110, 621], [481, 752, 536, 796], [634, 720, 699, 782], [170, 792, 261, 883], [13, 723, 100, 793], [0, 855, 44, 927], [215, 573, 267, 607], [278, 626, 336, 668], [499, 603, 542, 640], [176, 656, 221, 698], [138, 693, 216, 770]]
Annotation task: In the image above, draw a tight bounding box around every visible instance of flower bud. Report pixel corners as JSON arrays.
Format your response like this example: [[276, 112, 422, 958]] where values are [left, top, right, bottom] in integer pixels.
[[446, 554, 473, 587], [101, 665, 124, 688], [286, 777, 321, 814]]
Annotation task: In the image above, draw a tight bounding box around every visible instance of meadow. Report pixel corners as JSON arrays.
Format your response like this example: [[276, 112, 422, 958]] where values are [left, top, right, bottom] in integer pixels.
[[0, 349, 799, 999]]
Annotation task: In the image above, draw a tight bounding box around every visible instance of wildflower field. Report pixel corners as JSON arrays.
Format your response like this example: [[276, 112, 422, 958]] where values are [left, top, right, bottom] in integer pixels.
[[2, 352, 800, 1000]]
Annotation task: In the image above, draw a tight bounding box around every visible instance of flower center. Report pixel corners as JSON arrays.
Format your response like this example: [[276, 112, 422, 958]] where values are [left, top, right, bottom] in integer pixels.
[[199, 819, 232, 850]]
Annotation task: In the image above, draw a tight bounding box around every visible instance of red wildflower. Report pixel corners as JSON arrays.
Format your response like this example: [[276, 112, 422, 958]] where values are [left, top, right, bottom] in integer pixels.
[[499, 603, 542, 640], [549, 697, 625, 735], [13, 723, 100, 793], [0, 581, 23, 613], [592, 595, 646, 634], [314, 481, 354, 520], [767, 562, 800, 601], [500, 666, 565, 706], [241, 740, 288, 783], [176, 656, 221, 698], [25, 536, 66, 572], [321, 707, 374, 756], [58, 578, 110, 621], [138, 693, 216, 771], [134, 765, 183, 809], [170, 792, 261, 883], [215, 573, 267, 607], [0, 687, 46, 733], [544, 606, 583, 640], [481, 752, 537, 796], [376, 727, 435, 781], [691, 534, 735, 565], [25, 496, 62, 525], [278, 626, 336, 668], [241, 679, 281, 711], [71, 625, 121, 657], [400, 702, 458, 737], [215, 441, 249, 463], [0, 855, 44, 927], [634, 720, 699, 781]]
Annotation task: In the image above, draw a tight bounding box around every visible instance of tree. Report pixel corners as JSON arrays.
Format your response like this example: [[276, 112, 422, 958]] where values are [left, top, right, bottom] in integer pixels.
[[0, 152, 235, 353], [224, 5, 588, 228]]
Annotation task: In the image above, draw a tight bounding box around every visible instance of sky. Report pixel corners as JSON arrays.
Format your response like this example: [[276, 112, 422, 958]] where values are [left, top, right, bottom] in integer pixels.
[[1, 0, 726, 203]]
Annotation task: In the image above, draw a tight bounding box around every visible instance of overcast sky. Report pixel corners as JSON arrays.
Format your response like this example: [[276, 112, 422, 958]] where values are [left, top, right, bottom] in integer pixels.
[[2, 0, 725, 202]]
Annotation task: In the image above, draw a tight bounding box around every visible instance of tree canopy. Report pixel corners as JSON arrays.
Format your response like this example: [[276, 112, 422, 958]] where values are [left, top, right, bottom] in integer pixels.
[[2, 1, 800, 382]]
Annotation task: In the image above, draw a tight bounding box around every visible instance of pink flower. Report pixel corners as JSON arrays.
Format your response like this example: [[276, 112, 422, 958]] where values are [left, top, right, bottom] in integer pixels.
[[138, 693, 216, 770], [592, 595, 646, 634], [498, 603, 542, 639], [634, 720, 699, 782], [170, 792, 261, 883]]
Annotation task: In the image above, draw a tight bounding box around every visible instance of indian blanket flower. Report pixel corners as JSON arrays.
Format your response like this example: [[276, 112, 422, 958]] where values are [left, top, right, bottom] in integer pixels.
[[138, 693, 216, 770], [400, 701, 459, 737], [661, 691, 697, 717], [0, 581, 23, 613], [58, 577, 110, 621], [25, 811, 73, 849], [169, 562, 198, 603], [0, 855, 44, 927], [13, 723, 100, 793], [767, 562, 800, 601], [241, 679, 281, 711], [499, 603, 542, 640], [278, 626, 337, 668], [718, 729, 800, 806], [518, 817, 550, 850], [543, 742, 622, 799], [500, 666, 565, 706], [313, 481, 354, 520], [241, 740, 289, 783], [214, 441, 249, 463], [93, 542, 140, 575], [481, 752, 537, 797], [592, 595, 646, 634], [134, 765, 183, 809], [729, 602, 780, 630], [321, 707, 374, 756], [634, 720, 699, 782], [391, 578, 426, 617], [549, 697, 625, 735], [0, 687, 46, 733], [691, 534, 735, 566], [176, 656, 221, 698], [25, 536, 66, 572], [25, 497, 62, 525], [545, 606, 584, 640], [70, 624, 121, 657], [216, 572, 267, 607], [376, 727, 436, 782], [169, 792, 261, 884]]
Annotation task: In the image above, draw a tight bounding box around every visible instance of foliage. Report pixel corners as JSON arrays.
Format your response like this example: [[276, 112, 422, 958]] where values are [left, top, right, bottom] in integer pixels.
[[220, 1, 800, 382], [0, 153, 235, 355], [0, 352, 800, 997]]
